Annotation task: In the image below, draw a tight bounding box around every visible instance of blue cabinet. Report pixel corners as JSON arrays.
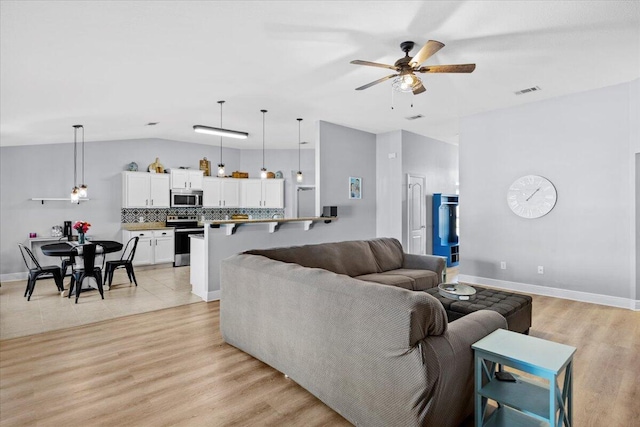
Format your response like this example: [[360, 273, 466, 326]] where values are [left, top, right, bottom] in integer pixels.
[[432, 193, 459, 267]]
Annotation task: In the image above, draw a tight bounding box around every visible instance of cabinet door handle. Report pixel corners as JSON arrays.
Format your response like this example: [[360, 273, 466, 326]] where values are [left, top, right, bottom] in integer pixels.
[[223, 200, 225, 206], [146, 199, 148, 206], [184, 181, 187, 188], [151, 199, 154, 206], [149, 240, 152, 246], [139, 233, 144, 236], [162, 232, 166, 235]]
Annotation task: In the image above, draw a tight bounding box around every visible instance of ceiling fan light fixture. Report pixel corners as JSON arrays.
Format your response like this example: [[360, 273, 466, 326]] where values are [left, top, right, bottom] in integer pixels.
[[392, 74, 421, 92], [193, 125, 248, 139]]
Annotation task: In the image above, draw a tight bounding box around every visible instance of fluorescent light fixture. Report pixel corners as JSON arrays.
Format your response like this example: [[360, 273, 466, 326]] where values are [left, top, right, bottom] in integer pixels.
[[193, 125, 248, 139]]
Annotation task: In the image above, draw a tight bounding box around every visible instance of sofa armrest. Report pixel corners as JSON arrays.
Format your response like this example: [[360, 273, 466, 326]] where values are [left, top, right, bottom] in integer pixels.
[[403, 253, 447, 284], [420, 310, 507, 426]]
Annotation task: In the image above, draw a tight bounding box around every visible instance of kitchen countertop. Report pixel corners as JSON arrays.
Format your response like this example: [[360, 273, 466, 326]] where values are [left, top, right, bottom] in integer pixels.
[[121, 222, 174, 231]]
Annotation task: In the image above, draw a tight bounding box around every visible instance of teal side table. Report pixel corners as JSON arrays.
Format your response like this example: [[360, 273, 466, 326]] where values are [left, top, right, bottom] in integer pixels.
[[472, 329, 576, 427]]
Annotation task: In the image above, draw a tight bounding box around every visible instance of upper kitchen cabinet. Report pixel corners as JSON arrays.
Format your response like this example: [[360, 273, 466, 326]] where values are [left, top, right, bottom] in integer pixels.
[[170, 169, 204, 190], [203, 178, 241, 208], [241, 179, 283, 208], [122, 172, 170, 208]]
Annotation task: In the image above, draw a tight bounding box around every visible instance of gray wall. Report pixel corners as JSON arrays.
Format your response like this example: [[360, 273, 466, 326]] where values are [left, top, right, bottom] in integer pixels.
[[459, 81, 637, 300], [0, 138, 312, 276], [317, 121, 377, 240], [401, 130, 459, 254], [376, 131, 403, 242]]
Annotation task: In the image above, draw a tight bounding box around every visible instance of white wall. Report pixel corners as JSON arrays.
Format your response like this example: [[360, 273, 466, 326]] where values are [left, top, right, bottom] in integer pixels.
[[0, 138, 312, 277], [459, 80, 638, 306], [318, 121, 377, 239], [401, 130, 459, 254]]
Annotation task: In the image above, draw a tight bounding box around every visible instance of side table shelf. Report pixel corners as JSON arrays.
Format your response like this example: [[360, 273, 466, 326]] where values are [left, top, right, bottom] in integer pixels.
[[472, 329, 576, 427]]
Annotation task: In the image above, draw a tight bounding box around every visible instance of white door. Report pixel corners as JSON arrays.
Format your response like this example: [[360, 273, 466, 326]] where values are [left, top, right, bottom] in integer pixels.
[[188, 171, 204, 190], [149, 174, 170, 207], [241, 180, 263, 208], [202, 178, 221, 207], [126, 173, 150, 208], [171, 170, 189, 189], [222, 179, 241, 207], [407, 174, 426, 255], [262, 180, 284, 208], [153, 236, 174, 264]]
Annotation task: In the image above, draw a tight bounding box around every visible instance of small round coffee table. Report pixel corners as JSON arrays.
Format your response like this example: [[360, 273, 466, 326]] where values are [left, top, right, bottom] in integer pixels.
[[438, 283, 477, 301]]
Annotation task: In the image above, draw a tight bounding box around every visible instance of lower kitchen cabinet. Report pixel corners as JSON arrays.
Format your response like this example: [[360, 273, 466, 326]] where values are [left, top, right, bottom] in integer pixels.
[[122, 229, 174, 266]]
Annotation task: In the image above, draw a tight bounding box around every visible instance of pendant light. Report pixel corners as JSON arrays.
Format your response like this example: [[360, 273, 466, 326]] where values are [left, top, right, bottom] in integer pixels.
[[217, 100, 225, 177], [70, 125, 82, 203], [296, 118, 303, 183], [260, 109, 268, 179], [78, 125, 88, 197]]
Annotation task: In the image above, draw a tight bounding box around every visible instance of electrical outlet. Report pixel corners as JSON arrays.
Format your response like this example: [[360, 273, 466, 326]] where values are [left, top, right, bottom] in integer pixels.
[[500, 262, 507, 270], [537, 266, 544, 274]]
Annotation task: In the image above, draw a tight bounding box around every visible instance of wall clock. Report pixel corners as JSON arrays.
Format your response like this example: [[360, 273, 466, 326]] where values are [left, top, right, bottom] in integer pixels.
[[507, 175, 557, 219]]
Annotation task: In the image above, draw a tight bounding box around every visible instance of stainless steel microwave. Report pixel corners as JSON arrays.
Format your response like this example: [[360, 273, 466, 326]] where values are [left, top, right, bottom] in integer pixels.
[[170, 189, 203, 207]]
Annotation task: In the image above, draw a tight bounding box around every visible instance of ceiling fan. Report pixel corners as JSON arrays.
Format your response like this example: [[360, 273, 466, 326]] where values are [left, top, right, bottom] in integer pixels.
[[350, 40, 476, 95]]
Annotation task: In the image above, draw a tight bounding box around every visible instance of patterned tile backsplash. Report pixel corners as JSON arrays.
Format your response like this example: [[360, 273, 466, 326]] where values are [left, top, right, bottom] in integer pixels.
[[121, 207, 285, 223]]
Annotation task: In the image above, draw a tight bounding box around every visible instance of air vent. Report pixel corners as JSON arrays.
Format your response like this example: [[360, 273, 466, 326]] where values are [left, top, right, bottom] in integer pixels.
[[405, 114, 424, 121], [514, 86, 541, 95]]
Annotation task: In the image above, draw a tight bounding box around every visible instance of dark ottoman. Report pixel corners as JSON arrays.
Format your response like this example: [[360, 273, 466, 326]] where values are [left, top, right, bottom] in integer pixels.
[[425, 284, 532, 334]]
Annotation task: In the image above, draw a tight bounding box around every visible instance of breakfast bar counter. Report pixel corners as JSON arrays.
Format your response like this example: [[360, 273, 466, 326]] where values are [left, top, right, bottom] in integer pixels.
[[206, 216, 336, 235]]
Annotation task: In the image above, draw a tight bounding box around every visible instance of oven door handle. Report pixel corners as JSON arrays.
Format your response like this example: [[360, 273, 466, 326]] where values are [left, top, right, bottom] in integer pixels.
[[174, 228, 205, 233]]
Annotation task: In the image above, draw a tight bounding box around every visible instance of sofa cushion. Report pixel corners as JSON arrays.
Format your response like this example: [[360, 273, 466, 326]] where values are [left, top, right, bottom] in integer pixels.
[[367, 238, 404, 272], [354, 273, 415, 290], [380, 269, 439, 290], [244, 240, 379, 277]]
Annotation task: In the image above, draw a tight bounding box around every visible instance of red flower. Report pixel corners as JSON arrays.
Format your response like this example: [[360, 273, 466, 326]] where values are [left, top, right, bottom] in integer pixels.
[[73, 221, 91, 234]]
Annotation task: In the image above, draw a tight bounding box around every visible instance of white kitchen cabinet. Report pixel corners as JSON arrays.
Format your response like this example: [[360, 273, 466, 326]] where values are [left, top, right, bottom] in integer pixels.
[[203, 178, 241, 208], [122, 229, 174, 266], [170, 169, 204, 190], [241, 179, 283, 208], [122, 172, 170, 208]]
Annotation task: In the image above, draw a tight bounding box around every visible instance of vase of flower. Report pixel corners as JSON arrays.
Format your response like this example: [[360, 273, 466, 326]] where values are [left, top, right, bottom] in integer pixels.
[[73, 221, 91, 244]]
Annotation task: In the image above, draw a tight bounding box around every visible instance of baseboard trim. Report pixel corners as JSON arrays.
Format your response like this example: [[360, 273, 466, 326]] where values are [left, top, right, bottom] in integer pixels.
[[1, 272, 27, 282], [206, 290, 221, 302], [458, 275, 639, 311]]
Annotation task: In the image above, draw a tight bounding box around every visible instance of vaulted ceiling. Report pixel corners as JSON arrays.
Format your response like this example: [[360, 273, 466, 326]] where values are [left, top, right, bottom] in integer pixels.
[[1, 1, 638, 149]]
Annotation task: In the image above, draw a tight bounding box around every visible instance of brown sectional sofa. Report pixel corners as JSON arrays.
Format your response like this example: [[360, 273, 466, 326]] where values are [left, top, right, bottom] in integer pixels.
[[245, 237, 445, 290], [221, 238, 507, 426]]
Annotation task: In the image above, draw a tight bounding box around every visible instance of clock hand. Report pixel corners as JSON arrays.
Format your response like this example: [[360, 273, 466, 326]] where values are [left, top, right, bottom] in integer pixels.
[[525, 187, 541, 201]]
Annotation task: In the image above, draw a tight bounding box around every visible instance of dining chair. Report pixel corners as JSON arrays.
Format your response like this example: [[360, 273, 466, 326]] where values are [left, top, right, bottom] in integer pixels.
[[68, 243, 104, 303], [58, 236, 74, 277], [104, 236, 139, 289], [17, 243, 64, 301]]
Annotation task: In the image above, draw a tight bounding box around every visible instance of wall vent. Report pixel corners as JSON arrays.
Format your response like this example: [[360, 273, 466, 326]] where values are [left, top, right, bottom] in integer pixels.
[[405, 114, 424, 120], [514, 86, 541, 95]]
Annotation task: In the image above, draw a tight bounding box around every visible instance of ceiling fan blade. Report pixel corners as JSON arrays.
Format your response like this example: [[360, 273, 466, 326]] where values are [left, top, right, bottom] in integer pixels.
[[355, 74, 399, 90], [418, 64, 476, 73], [412, 82, 426, 95], [408, 40, 445, 67], [350, 60, 398, 70]]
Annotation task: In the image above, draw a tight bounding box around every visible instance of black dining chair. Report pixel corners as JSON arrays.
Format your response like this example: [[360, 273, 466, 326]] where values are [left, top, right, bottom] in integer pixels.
[[104, 236, 139, 289], [58, 236, 74, 277], [68, 243, 104, 303], [18, 243, 64, 301]]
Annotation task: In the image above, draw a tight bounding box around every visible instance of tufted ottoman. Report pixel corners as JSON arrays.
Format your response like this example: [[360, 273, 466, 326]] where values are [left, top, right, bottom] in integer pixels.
[[425, 284, 532, 334]]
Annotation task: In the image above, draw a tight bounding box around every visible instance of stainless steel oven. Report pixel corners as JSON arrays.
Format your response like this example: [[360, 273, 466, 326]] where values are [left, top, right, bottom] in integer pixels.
[[166, 215, 204, 266], [170, 189, 203, 208]]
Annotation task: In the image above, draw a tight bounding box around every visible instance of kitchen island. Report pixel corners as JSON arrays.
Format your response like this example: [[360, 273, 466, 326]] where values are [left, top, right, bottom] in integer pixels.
[[190, 217, 338, 301]]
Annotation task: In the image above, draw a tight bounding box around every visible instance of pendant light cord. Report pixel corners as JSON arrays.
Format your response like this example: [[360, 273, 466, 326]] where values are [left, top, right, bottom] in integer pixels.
[[261, 110, 267, 169], [73, 126, 78, 187], [218, 100, 224, 164], [297, 118, 302, 171], [81, 125, 85, 185]]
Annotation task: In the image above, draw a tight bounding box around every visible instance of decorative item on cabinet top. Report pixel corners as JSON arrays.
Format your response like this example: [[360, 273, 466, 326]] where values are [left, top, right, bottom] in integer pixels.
[[127, 162, 139, 171], [148, 157, 165, 173], [200, 157, 211, 176]]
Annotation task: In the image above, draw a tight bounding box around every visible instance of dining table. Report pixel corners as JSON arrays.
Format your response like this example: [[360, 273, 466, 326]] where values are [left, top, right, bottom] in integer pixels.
[[40, 240, 123, 292]]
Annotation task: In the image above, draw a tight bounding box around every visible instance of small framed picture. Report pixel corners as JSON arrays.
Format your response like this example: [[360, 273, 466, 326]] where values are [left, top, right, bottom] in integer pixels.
[[349, 176, 362, 199]]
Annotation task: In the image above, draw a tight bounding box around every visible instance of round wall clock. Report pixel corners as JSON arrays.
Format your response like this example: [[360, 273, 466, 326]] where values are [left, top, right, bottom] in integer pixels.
[[507, 175, 557, 219]]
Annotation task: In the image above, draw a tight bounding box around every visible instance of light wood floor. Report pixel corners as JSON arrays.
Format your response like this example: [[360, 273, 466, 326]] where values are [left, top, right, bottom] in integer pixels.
[[1, 290, 639, 425]]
